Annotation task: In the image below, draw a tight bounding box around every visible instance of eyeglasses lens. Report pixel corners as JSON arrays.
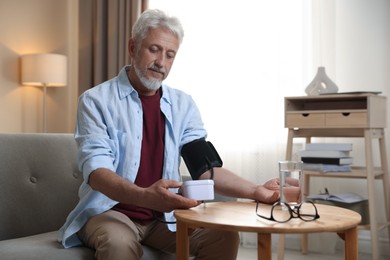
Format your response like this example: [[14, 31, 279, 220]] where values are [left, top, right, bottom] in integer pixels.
[[271, 203, 292, 222], [298, 202, 318, 221]]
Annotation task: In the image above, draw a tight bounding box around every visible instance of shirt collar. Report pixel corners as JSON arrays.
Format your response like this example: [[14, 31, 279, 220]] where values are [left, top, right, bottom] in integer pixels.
[[117, 65, 135, 100]]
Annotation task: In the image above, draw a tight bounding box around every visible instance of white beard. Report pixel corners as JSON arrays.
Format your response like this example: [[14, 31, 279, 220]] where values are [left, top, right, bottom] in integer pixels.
[[134, 64, 162, 91]]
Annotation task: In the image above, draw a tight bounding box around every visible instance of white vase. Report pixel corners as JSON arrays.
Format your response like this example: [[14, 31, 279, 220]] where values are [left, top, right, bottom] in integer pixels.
[[305, 67, 338, 96]]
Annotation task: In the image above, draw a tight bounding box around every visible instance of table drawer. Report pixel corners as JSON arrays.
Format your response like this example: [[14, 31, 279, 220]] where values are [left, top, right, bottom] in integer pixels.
[[285, 113, 325, 128], [326, 112, 368, 127]]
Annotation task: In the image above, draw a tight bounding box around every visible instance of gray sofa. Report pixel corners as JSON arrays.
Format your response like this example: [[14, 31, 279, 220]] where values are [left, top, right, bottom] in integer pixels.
[[0, 133, 179, 259]]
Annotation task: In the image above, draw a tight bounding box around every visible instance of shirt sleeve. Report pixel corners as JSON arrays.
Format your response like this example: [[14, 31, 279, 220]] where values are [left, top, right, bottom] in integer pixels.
[[74, 91, 117, 182], [180, 95, 208, 147]]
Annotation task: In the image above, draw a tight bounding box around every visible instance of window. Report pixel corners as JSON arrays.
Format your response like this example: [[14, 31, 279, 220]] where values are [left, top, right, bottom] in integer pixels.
[[149, 0, 312, 182]]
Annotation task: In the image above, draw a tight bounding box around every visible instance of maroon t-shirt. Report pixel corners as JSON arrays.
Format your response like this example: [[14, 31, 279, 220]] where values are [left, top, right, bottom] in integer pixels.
[[113, 89, 165, 221]]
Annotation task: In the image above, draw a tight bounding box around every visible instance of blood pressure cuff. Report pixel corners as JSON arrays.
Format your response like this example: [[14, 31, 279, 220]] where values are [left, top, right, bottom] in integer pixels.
[[181, 138, 223, 180]]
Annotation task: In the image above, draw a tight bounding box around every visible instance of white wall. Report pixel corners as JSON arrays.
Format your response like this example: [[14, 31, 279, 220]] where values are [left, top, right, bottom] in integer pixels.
[[310, 0, 390, 255]]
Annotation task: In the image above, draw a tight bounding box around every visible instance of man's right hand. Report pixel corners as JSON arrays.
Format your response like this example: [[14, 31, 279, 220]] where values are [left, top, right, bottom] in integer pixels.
[[140, 179, 202, 212], [89, 169, 201, 213]]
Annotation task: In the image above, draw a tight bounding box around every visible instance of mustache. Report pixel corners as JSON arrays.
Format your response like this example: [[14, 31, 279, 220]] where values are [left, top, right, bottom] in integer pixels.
[[149, 65, 166, 74]]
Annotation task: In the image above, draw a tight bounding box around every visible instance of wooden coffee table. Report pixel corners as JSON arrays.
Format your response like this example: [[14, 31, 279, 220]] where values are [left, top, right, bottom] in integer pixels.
[[175, 201, 361, 260]]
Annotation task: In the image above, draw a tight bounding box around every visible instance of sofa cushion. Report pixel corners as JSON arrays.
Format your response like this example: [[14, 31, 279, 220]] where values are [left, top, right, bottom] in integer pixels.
[[0, 231, 175, 260], [0, 231, 94, 260], [0, 133, 83, 240]]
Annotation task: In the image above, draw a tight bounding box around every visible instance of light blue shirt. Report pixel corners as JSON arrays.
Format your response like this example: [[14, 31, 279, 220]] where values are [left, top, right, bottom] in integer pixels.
[[58, 66, 207, 248]]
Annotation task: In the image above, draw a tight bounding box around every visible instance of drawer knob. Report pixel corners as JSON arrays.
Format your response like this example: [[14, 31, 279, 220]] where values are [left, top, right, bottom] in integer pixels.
[[302, 113, 310, 117], [342, 113, 351, 116]]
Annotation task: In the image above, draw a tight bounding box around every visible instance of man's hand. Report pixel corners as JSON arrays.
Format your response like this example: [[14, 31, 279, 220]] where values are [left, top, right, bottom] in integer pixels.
[[262, 177, 301, 203], [140, 179, 201, 212], [89, 168, 201, 212], [254, 184, 280, 204]]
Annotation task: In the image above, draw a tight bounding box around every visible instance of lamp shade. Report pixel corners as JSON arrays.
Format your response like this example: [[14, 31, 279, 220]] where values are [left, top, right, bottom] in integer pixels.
[[21, 53, 67, 87]]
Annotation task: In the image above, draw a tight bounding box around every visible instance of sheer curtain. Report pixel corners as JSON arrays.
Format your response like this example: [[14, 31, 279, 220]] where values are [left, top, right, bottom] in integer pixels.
[[78, 0, 148, 95], [149, 0, 313, 185]]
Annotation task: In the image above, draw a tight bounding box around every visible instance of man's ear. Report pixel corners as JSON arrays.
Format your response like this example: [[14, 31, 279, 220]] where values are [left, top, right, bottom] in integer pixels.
[[128, 38, 136, 59]]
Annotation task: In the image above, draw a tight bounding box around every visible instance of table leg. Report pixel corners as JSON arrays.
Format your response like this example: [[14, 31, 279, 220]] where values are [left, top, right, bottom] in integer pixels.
[[342, 226, 358, 260], [378, 131, 390, 247], [176, 220, 190, 260], [277, 235, 285, 260], [258, 233, 272, 260], [365, 129, 380, 260]]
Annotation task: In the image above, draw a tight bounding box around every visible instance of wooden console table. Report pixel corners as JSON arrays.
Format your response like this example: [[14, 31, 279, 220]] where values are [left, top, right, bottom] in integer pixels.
[[282, 94, 390, 260], [175, 201, 361, 260]]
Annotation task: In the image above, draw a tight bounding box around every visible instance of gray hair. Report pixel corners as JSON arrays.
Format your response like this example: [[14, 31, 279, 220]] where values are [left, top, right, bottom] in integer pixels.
[[132, 9, 184, 49]]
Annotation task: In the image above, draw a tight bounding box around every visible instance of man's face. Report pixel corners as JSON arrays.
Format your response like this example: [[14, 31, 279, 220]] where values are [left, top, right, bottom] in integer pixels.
[[130, 27, 180, 93]]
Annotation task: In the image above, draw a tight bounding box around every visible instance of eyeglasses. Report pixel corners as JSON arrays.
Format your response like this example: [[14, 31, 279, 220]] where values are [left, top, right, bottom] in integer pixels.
[[256, 201, 320, 223]]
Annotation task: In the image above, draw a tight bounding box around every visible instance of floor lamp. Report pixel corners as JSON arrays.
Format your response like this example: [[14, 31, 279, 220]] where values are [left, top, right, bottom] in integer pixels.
[[21, 53, 67, 132]]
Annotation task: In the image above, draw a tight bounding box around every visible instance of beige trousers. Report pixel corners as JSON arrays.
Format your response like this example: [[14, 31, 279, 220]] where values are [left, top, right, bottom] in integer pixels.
[[78, 210, 239, 260]]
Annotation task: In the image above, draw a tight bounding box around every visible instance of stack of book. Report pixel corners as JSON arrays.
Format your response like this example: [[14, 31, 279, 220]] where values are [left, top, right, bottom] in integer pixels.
[[299, 143, 353, 172]]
